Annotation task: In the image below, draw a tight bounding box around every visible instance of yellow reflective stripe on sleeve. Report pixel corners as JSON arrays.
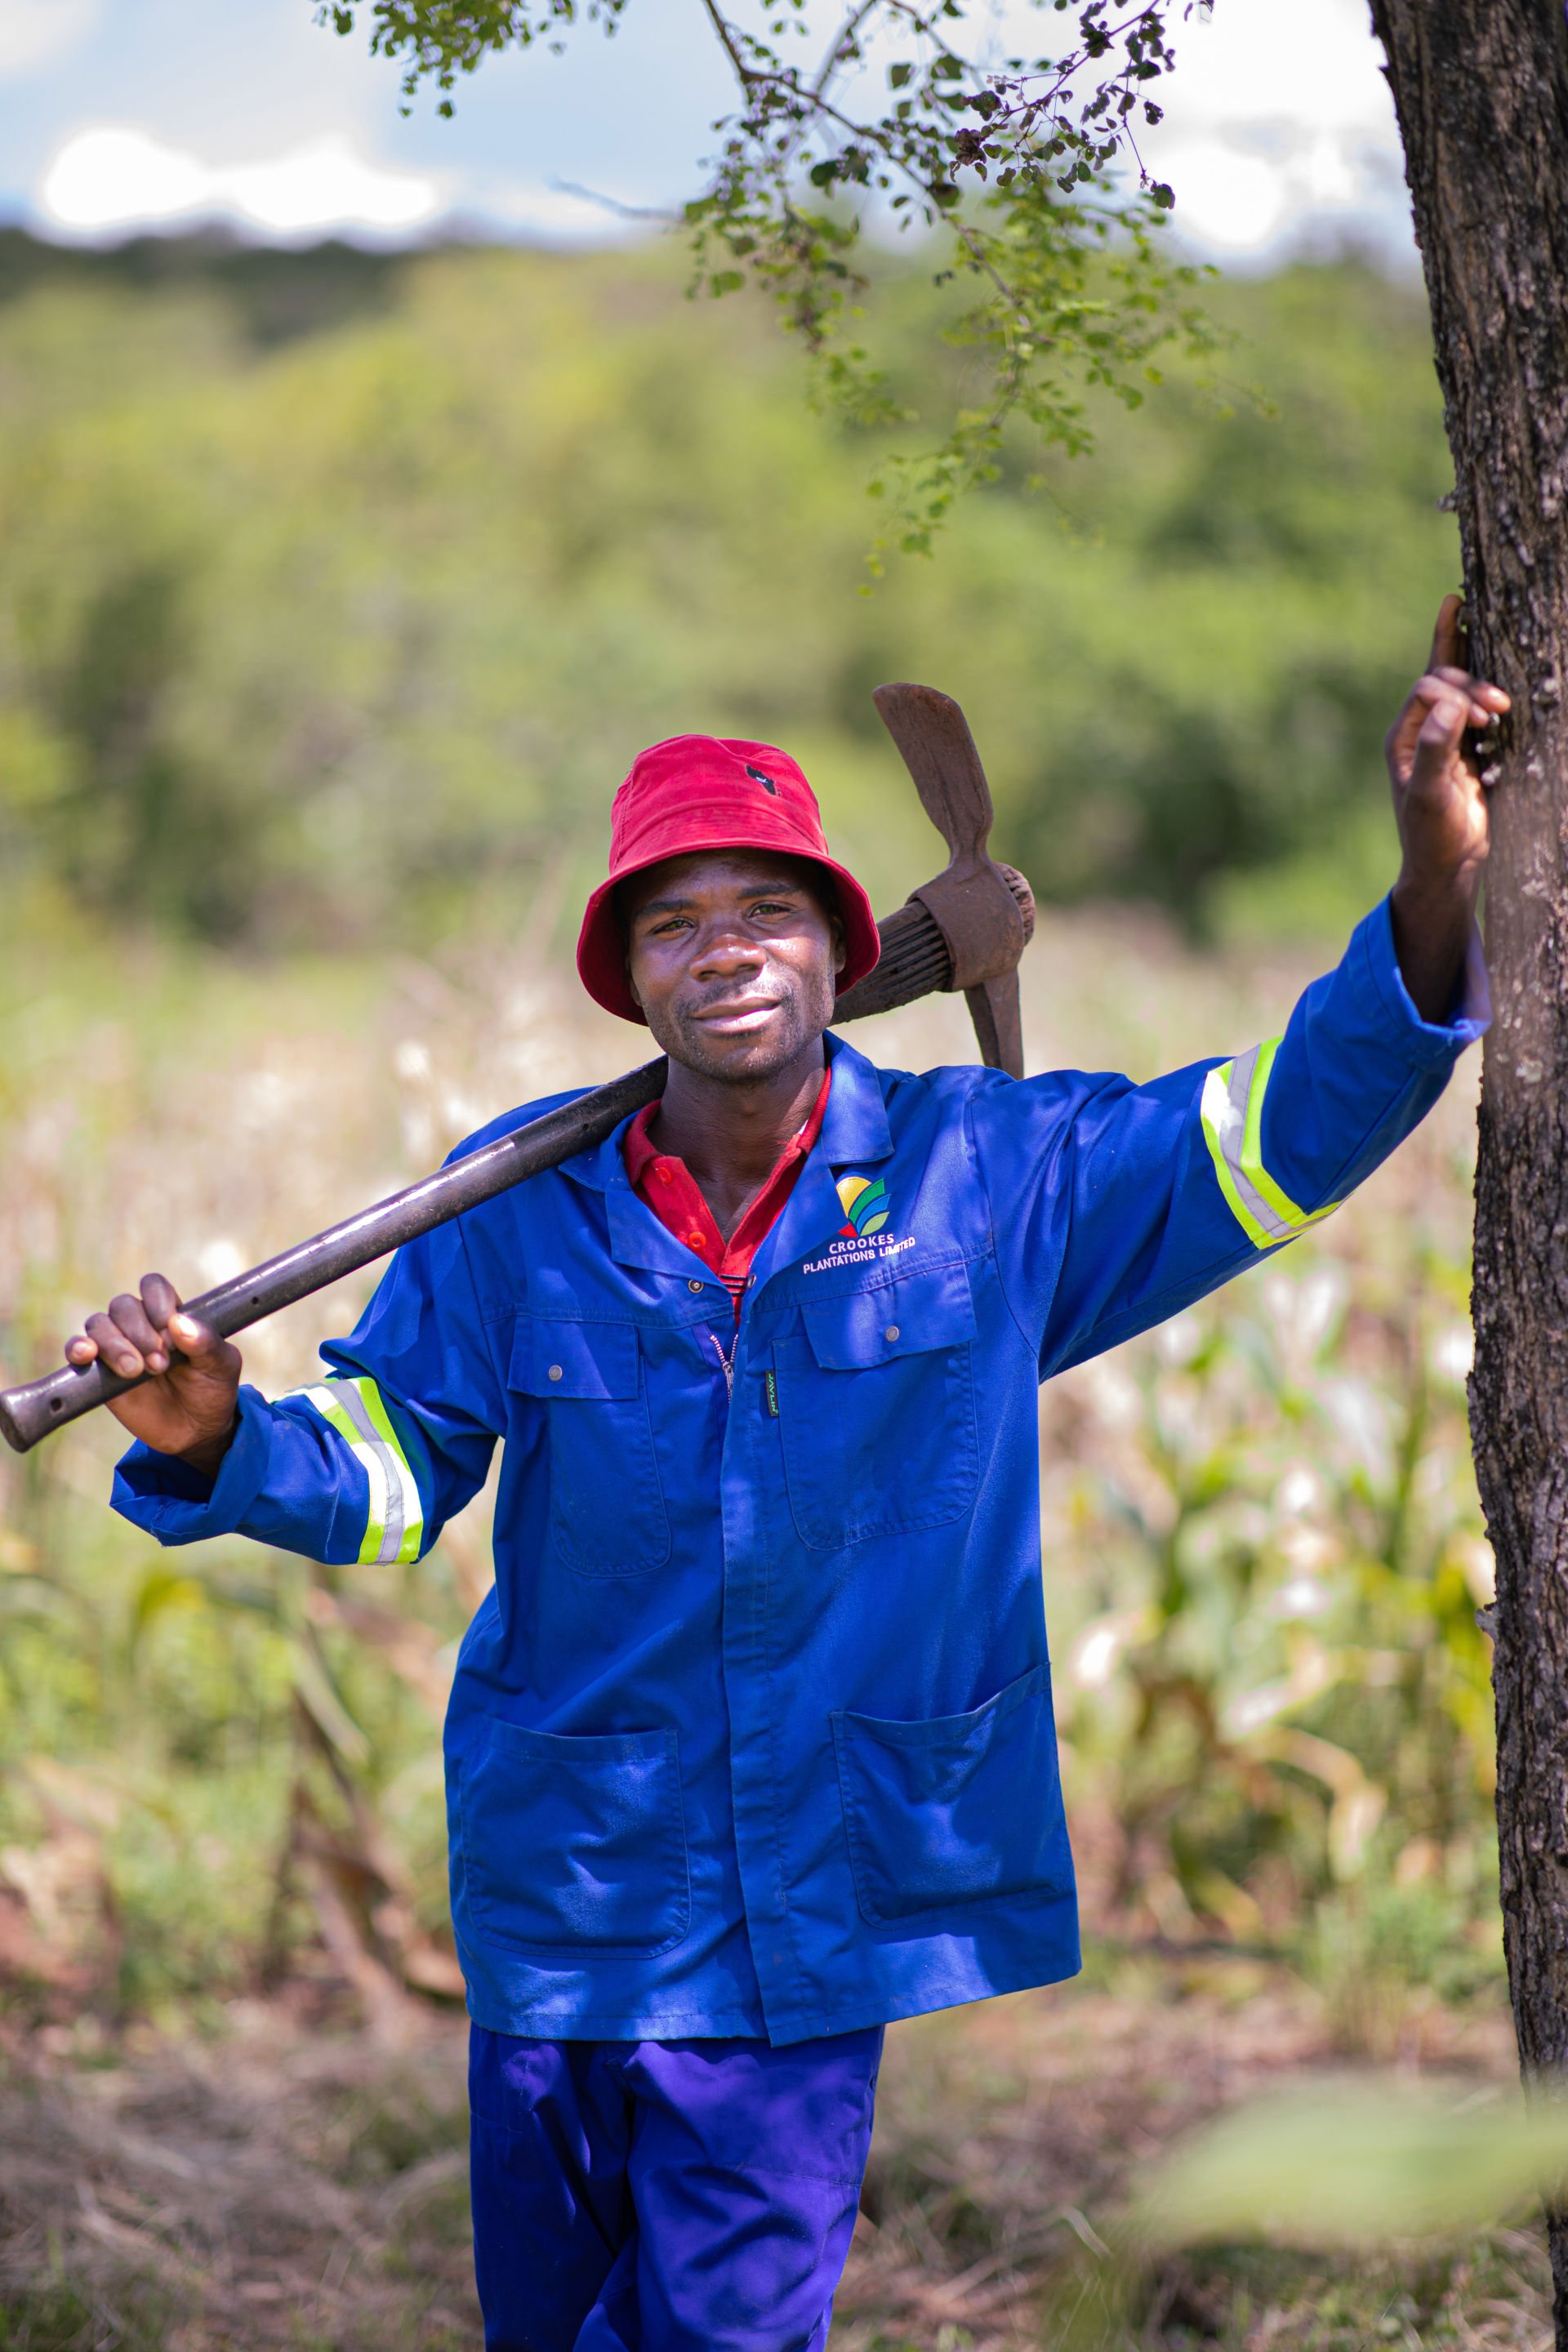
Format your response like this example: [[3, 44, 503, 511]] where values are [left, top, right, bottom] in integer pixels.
[[353, 1380, 425, 1566], [1200, 1065, 1272, 1248], [1200, 1036, 1338, 1252], [296, 1377, 424, 1566]]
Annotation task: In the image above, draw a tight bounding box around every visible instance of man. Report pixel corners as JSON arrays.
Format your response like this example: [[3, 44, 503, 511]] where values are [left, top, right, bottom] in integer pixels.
[[71, 600, 1503, 2350]]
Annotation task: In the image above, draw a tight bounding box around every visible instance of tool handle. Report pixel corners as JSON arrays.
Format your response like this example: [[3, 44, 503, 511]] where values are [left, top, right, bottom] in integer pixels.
[[0, 833, 1040, 1454], [0, 1061, 666, 1454]]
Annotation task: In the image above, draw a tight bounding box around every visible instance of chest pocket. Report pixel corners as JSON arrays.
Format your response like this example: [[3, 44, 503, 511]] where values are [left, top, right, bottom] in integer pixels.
[[510, 1318, 671, 1577], [773, 1264, 979, 1551]]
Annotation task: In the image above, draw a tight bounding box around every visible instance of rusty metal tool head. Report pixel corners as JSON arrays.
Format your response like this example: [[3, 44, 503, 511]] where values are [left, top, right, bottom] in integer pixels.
[[870, 682, 1029, 1080]]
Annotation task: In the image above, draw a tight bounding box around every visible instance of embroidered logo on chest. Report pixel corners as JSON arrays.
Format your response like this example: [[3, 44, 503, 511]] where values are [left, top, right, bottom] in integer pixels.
[[802, 1175, 916, 1274], [835, 1174, 889, 1237]]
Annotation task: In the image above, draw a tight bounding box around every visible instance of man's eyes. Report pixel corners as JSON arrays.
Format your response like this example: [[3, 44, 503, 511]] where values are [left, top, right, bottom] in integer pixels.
[[644, 898, 798, 935]]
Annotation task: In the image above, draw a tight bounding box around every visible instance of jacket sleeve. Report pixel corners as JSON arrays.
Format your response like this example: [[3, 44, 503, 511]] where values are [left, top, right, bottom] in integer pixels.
[[110, 1209, 506, 1563], [969, 897, 1488, 1379]]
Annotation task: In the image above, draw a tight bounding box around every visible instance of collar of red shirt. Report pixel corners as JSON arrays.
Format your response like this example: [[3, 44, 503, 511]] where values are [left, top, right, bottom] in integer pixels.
[[622, 1065, 832, 1306]]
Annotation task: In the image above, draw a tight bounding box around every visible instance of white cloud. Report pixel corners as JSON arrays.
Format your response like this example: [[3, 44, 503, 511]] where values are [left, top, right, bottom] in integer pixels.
[[222, 139, 442, 234], [1143, 0, 1413, 264], [0, 0, 100, 80], [42, 127, 206, 228], [40, 125, 443, 238]]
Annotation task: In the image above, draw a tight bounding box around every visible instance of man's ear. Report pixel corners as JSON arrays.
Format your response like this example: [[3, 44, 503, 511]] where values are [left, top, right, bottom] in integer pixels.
[[831, 917, 846, 977], [627, 964, 644, 1012]]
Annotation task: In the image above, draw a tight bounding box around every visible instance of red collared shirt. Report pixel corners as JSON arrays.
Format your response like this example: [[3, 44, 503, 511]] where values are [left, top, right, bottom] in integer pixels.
[[623, 1067, 832, 1323]]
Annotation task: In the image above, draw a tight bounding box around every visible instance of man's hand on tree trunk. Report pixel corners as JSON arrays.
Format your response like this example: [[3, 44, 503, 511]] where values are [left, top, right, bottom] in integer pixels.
[[1386, 593, 1509, 1022]]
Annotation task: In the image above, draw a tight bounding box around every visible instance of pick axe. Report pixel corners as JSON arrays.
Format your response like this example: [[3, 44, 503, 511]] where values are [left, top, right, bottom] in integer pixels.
[[0, 684, 1031, 1453]]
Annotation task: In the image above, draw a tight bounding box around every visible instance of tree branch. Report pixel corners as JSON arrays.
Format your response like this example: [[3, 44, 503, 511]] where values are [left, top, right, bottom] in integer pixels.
[[696, 0, 752, 87]]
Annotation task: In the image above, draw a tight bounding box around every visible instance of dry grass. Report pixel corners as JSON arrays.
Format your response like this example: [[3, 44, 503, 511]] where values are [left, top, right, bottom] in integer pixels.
[[835, 1963, 1530, 2351], [0, 1962, 1541, 2352], [0, 2007, 475, 2351]]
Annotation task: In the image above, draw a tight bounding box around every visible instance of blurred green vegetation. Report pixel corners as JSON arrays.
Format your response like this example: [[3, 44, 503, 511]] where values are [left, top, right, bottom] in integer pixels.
[[0, 232, 1498, 2052], [0, 228, 1455, 952]]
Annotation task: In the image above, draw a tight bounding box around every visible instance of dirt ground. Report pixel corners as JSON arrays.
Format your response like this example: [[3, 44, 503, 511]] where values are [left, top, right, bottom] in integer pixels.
[[0, 1963, 1546, 2352]]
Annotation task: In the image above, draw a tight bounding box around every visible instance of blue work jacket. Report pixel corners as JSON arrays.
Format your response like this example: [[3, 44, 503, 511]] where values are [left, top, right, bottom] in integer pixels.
[[115, 901, 1485, 2044]]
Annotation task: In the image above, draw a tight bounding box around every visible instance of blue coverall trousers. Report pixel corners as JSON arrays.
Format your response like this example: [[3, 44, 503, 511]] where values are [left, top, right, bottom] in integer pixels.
[[467, 2025, 884, 2350]]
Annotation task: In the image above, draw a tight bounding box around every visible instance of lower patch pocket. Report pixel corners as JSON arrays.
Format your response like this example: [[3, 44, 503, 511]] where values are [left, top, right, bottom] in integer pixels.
[[461, 1719, 690, 1956], [831, 1666, 1073, 1927]]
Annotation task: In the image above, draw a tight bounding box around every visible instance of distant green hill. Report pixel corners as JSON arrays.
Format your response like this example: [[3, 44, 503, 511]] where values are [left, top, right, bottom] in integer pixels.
[[0, 225, 408, 345], [0, 229, 1454, 952]]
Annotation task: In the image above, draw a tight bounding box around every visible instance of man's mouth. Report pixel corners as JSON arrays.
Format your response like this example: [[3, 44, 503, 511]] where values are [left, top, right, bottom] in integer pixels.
[[688, 996, 786, 1037]]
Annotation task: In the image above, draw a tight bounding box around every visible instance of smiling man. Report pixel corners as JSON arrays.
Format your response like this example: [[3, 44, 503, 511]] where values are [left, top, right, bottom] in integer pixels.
[[75, 608, 1501, 2351]]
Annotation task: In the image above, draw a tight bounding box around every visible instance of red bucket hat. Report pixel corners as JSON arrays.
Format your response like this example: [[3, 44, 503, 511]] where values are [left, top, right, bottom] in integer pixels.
[[576, 734, 881, 1024]]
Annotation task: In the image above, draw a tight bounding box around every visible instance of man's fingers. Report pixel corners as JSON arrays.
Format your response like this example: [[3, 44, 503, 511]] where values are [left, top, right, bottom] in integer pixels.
[[1388, 673, 1510, 783], [166, 1310, 237, 1373], [111, 1290, 165, 1353], [1420, 695, 1468, 746], [110, 1290, 174, 1372], [1428, 665, 1503, 710], [1428, 592, 1466, 675], [1405, 695, 1472, 801], [1413, 670, 1508, 728], [140, 1272, 181, 1330], [64, 1273, 237, 1393], [86, 1307, 146, 1379]]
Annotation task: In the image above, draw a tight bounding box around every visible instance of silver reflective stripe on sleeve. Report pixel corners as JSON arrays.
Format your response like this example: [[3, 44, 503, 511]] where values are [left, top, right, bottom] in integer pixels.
[[1199, 1036, 1337, 1252], [288, 1377, 425, 1566]]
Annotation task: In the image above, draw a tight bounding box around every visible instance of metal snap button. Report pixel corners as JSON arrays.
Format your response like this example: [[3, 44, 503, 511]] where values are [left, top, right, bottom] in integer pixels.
[[688, 1277, 705, 1294], [884, 1323, 900, 1343], [547, 1364, 564, 1382]]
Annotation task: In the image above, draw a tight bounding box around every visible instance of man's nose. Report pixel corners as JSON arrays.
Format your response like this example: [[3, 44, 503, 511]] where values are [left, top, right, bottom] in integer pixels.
[[691, 924, 763, 981]]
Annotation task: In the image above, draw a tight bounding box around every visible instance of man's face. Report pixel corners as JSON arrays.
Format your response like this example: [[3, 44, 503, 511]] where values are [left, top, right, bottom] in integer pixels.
[[622, 849, 845, 1083]]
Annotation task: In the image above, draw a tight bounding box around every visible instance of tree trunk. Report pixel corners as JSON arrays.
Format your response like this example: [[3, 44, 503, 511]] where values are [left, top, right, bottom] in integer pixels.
[[1368, 0, 1568, 2327]]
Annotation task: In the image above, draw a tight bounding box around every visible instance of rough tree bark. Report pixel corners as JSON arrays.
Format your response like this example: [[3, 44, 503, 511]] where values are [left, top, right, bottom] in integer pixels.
[[1367, 0, 1568, 2328]]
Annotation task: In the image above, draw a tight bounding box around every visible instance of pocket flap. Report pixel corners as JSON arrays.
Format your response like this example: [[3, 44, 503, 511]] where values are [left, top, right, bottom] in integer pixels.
[[460, 1715, 689, 1956], [509, 1317, 640, 1400], [802, 1263, 975, 1370], [831, 1664, 1072, 1925]]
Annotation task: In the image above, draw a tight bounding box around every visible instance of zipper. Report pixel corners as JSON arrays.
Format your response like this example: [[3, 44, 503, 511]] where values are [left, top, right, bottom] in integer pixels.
[[707, 1329, 735, 1396]]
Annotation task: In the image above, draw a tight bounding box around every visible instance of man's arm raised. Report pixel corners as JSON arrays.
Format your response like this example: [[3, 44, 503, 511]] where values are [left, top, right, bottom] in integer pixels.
[[968, 596, 1495, 1375]]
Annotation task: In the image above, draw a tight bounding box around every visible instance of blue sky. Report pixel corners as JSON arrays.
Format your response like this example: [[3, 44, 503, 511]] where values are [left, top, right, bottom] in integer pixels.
[[0, 0, 1415, 264]]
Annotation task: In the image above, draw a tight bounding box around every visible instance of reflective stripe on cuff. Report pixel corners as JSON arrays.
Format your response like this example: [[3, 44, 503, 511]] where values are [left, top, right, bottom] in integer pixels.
[[1200, 1036, 1338, 1251], [293, 1377, 425, 1566]]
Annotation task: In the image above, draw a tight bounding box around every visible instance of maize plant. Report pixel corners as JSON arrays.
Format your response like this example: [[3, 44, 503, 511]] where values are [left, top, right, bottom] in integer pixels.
[[1045, 1103, 1497, 2004]]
